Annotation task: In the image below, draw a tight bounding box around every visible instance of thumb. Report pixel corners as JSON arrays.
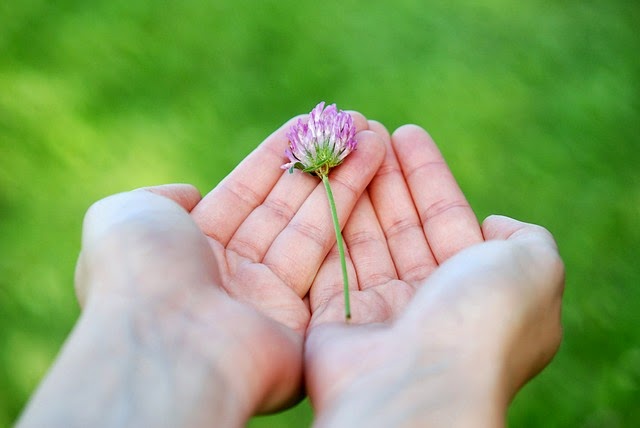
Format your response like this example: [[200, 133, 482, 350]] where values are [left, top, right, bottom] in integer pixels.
[[482, 214, 559, 251], [74, 187, 215, 308]]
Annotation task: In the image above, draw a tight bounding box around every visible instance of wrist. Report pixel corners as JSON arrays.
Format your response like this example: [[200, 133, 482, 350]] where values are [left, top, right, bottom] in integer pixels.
[[313, 329, 507, 428], [20, 291, 252, 427]]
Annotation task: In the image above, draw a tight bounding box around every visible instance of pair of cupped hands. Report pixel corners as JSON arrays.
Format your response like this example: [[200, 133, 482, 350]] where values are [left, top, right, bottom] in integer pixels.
[[20, 113, 565, 427]]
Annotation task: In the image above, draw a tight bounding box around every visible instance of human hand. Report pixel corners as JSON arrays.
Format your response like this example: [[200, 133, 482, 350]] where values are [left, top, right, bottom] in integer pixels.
[[19, 115, 385, 427], [305, 124, 564, 427], [183, 112, 383, 412]]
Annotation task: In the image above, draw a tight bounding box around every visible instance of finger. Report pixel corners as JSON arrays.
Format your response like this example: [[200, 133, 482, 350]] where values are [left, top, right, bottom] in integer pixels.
[[345, 110, 369, 133], [76, 190, 217, 306], [392, 125, 483, 264], [309, 191, 395, 312], [368, 121, 437, 283], [403, 217, 565, 327], [226, 170, 318, 262], [482, 215, 558, 250], [190, 116, 302, 245], [342, 191, 397, 289], [263, 130, 386, 297], [138, 183, 202, 212], [225, 112, 370, 262], [309, 240, 357, 315], [482, 215, 564, 297]]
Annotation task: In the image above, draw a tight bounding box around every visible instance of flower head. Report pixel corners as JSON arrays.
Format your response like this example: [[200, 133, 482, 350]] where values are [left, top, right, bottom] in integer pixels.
[[282, 102, 357, 176]]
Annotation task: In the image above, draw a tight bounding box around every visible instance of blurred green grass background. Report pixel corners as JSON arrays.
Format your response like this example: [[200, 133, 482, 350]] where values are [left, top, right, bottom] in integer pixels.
[[1, 0, 638, 426]]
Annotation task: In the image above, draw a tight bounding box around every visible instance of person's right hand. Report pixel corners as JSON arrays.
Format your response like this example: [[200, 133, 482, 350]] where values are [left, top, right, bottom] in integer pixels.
[[305, 124, 565, 427], [19, 112, 386, 428]]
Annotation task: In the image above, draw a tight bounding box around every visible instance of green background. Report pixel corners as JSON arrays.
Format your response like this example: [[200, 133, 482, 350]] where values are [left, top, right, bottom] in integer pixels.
[[1, 0, 638, 426]]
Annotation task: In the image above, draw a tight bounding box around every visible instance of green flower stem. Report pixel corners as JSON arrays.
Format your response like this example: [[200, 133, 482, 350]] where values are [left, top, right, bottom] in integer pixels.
[[321, 174, 351, 320]]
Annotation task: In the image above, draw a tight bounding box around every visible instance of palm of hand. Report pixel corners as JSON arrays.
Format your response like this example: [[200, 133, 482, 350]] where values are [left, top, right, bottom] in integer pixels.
[[206, 240, 310, 331], [309, 123, 483, 324], [189, 115, 384, 329]]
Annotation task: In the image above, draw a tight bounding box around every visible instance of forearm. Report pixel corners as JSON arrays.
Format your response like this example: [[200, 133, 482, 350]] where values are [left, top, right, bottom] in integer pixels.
[[17, 297, 247, 428]]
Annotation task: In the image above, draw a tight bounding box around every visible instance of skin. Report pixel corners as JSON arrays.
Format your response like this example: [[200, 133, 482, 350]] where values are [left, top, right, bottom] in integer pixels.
[[306, 123, 565, 427], [17, 115, 564, 427], [18, 114, 384, 427]]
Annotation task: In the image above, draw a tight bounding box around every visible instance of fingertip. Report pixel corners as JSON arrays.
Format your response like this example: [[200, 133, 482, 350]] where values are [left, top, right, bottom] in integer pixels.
[[483, 215, 565, 302], [82, 186, 199, 248], [481, 214, 527, 240], [391, 124, 433, 143], [368, 120, 391, 143], [139, 183, 202, 212], [481, 214, 518, 239], [345, 110, 369, 132], [390, 124, 440, 160], [482, 215, 558, 251]]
